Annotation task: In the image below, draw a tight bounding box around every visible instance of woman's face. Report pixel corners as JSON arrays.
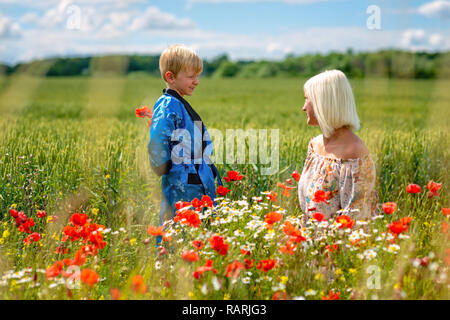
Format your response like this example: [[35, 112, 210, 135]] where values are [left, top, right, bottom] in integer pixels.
[[302, 90, 318, 126]]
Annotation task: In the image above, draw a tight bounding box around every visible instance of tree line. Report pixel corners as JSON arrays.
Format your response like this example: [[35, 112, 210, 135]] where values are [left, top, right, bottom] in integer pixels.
[[1, 49, 449, 79]]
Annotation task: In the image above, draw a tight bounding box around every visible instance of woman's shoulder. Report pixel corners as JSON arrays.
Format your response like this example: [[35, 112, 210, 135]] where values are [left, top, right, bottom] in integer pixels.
[[311, 133, 370, 160], [342, 135, 370, 160]]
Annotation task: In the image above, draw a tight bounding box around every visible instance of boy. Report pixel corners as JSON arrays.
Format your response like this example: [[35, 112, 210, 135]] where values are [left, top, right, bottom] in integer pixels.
[[148, 44, 222, 244]]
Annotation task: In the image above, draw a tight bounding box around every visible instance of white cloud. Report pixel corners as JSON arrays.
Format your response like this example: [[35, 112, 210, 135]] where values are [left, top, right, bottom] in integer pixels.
[[0, 14, 21, 39], [185, 0, 330, 8], [187, 0, 327, 4], [418, 0, 450, 20], [129, 6, 195, 31], [400, 29, 448, 50]]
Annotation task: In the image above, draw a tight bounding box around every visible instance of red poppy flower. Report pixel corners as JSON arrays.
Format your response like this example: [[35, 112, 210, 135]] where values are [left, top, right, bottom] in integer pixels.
[[382, 202, 397, 215], [399, 217, 413, 227], [193, 260, 217, 279], [14, 211, 28, 226], [45, 261, 64, 280], [70, 249, 87, 266], [326, 243, 339, 253], [282, 221, 306, 243], [388, 220, 409, 235], [110, 288, 121, 300], [322, 290, 340, 300], [277, 182, 296, 197], [18, 218, 35, 234], [80, 269, 99, 287], [426, 180, 442, 198], [37, 210, 46, 218], [443, 208, 450, 216], [312, 212, 325, 222], [174, 209, 202, 228], [182, 250, 200, 262], [9, 209, 19, 218], [54, 246, 69, 255], [200, 195, 213, 208], [312, 190, 330, 204], [336, 215, 354, 229], [135, 106, 152, 119], [272, 291, 289, 300], [244, 258, 254, 269], [131, 275, 147, 294], [406, 184, 421, 194], [191, 198, 202, 209], [420, 257, 430, 267], [191, 239, 204, 250], [223, 170, 244, 182], [442, 221, 448, 234], [266, 191, 278, 202], [225, 260, 245, 278], [216, 185, 230, 196], [264, 211, 282, 225], [147, 225, 165, 237], [209, 234, 229, 256], [285, 178, 293, 185], [88, 232, 107, 251], [70, 213, 88, 227], [280, 241, 296, 255], [175, 201, 191, 211], [23, 232, 40, 244], [292, 170, 301, 182], [256, 259, 277, 272]]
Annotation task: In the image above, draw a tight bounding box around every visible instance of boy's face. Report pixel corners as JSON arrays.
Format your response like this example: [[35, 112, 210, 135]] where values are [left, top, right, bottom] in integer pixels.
[[166, 69, 200, 97]]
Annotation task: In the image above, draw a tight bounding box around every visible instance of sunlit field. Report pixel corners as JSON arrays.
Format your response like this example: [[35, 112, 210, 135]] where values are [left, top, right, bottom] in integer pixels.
[[0, 75, 448, 300]]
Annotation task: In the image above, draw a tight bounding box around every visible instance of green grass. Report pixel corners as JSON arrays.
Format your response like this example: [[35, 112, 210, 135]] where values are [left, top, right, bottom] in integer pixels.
[[0, 75, 448, 300]]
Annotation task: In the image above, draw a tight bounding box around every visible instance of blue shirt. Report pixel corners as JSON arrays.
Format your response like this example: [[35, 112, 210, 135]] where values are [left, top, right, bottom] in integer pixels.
[[148, 89, 221, 223]]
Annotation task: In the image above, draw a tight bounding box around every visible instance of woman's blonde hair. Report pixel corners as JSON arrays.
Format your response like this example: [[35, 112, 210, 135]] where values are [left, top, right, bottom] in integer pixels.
[[159, 44, 203, 81], [304, 70, 360, 138]]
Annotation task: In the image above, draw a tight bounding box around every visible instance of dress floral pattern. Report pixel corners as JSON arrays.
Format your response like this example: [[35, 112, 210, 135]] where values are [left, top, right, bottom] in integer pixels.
[[298, 136, 378, 220]]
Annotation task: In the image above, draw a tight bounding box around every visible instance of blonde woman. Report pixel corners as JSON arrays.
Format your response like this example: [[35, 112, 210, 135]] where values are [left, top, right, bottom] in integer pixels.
[[298, 70, 378, 221]]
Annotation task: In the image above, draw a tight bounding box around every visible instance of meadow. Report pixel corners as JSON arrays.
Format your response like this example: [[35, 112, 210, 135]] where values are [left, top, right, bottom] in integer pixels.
[[0, 74, 448, 300]]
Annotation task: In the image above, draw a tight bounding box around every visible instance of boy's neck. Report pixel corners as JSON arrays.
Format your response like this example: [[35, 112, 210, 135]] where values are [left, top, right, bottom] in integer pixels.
[[166, 85, 184, 98]]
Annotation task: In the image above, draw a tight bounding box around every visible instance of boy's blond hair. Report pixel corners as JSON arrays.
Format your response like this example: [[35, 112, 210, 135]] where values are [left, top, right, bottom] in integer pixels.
[[159, 44, 203, 81]]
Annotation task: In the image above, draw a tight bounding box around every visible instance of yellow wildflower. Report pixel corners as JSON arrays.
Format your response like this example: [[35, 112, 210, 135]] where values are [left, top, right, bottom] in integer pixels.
[[314, 273, 323, 281], [280, 276, 288, 284], [224, 293, 230, 300], [2, 229, 10, 238]]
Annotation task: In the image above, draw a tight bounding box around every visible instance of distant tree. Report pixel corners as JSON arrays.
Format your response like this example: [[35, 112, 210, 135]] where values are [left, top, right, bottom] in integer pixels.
[[213, 60, 240, 78], [203, 54, 230, 76], [46, 57, 91, 76]]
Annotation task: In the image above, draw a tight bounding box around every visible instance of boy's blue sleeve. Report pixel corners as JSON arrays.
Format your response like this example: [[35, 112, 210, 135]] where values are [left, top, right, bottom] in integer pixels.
[[148, 98, 183, 169]]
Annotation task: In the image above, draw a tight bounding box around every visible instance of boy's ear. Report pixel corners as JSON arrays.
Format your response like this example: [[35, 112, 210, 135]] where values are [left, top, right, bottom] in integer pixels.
[[165, 71, 175, 83]]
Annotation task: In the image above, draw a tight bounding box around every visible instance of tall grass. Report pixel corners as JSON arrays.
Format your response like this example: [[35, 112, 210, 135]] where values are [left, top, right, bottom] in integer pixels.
[[0, 76, 448, 300]]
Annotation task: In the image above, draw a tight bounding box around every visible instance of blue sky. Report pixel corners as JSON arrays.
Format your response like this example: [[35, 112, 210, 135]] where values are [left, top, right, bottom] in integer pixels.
[[0, 0, 449, 65]]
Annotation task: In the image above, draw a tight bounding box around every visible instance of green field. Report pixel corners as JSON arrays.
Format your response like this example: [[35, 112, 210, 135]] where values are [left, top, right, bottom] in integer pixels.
[[0, 75, 448, 300]]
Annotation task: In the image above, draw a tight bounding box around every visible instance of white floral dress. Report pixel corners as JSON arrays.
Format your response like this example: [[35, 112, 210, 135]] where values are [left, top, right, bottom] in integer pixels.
[[298, 137, 378, 220]]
